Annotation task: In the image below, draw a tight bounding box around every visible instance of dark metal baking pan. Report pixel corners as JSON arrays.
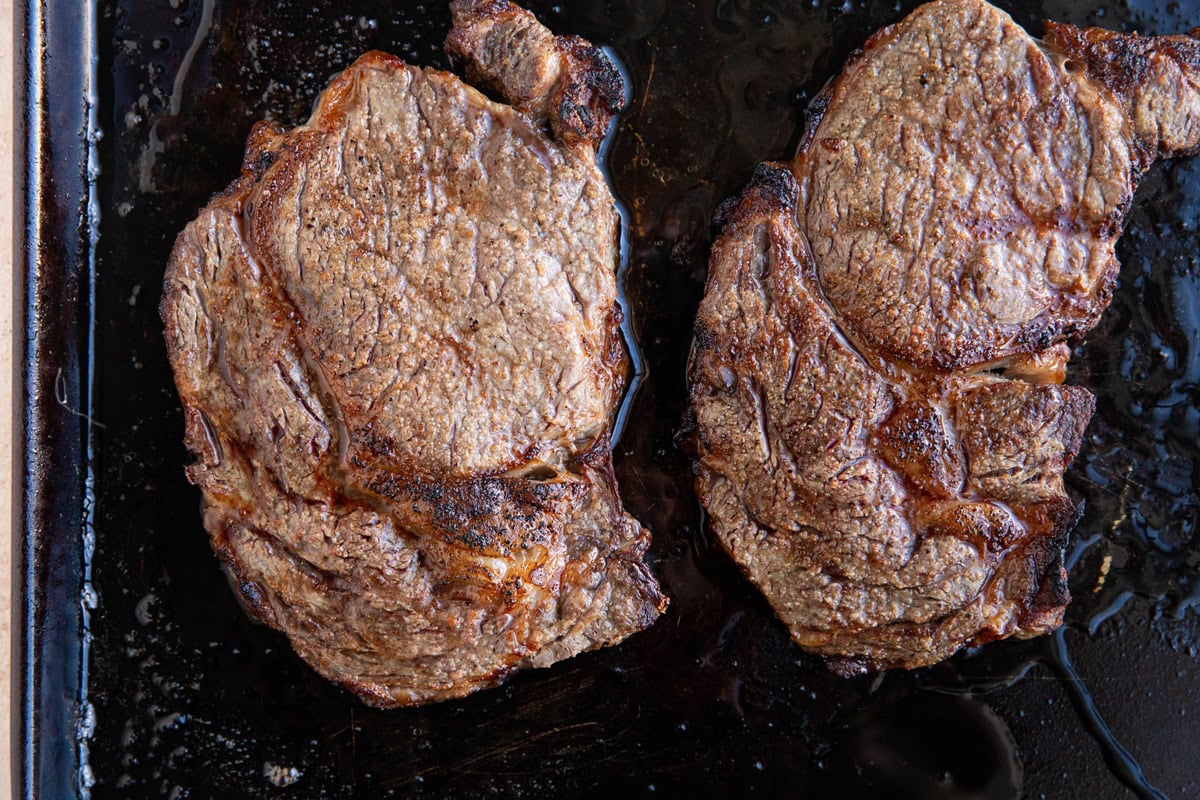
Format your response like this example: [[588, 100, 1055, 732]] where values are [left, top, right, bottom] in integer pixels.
[[16, 0, 1200, 797]]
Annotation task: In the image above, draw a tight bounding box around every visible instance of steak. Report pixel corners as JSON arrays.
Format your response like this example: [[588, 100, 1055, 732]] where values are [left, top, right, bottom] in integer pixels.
[[688, 0, 1200, 672], [161, 0, 666, 707]]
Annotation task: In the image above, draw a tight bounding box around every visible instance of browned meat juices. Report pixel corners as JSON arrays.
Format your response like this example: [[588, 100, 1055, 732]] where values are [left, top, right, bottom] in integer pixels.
[[688, 0, 1200, 672], [160, 0, 666, 707]]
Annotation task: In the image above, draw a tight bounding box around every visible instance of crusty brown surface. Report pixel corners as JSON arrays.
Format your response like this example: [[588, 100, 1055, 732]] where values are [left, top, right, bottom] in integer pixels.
[[689, 0, 1200, 672], [162, 9, 664, 707], [1043, 21, 1200, 167], [445, 0, 626, 148], [802, 0, 1200, 371]]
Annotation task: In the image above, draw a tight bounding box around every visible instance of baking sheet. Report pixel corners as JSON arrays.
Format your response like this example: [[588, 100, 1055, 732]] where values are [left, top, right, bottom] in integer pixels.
[[17, 0, 1200, 797]]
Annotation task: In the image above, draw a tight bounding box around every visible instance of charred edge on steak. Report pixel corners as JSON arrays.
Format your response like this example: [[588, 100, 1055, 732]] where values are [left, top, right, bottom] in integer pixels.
[[684, 162, 801, 460], [553, 35, 627, 148], [363, 468, 584, 554], [712, 162, 799, 233], [1021, 499, 1082, 617], [445, 0, 626, 149], [1045, 22, 1200, 169]]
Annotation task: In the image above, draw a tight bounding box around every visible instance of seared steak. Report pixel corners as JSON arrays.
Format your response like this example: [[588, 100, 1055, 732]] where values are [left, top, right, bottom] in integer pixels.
[[161, 0, 666, 707], [688, 0, 1200, 672]]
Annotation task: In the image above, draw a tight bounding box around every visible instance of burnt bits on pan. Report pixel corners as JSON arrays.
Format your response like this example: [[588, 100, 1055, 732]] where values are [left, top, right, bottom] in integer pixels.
[[687, 0, 1200, 672], [160, 0, 666, 707]]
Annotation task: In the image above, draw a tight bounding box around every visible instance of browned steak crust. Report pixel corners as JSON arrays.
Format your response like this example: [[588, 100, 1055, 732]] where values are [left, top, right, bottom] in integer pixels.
[[688, 0, 1200, 672], [161, 4, 665, 707], [804, 0, 1200, 371]]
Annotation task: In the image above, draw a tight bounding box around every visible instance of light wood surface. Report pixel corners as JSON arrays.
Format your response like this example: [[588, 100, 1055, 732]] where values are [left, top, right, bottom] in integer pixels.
[[4, 0, 18, 797]]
